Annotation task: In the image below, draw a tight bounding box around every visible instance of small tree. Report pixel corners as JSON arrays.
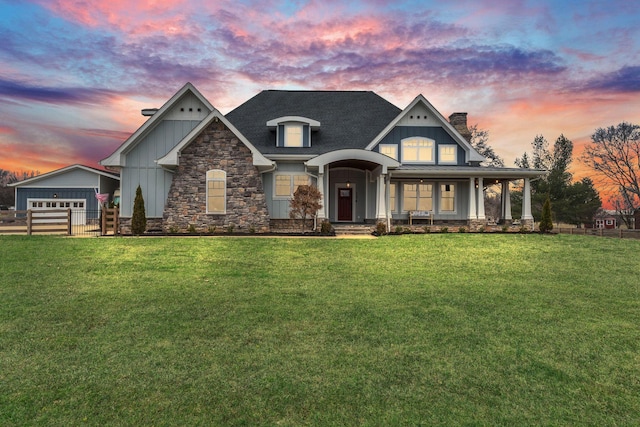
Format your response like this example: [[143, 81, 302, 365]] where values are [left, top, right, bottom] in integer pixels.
[[289, 185, 322, 232], [131, 185, 147, 235], [539, 197, 553, 233]]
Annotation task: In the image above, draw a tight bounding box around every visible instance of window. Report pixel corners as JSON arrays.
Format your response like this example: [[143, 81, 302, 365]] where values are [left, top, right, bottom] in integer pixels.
[[275, 174, 309, 198], [285, 125, 303, 147], [439, 145, 457, 164], [402, 182, 433, 211], [402, 137, 435, 163], [440, 183, 455, 212], [206, 169, 226, 214], [380, 144, 398, 160], [389, 183, 397, 212]]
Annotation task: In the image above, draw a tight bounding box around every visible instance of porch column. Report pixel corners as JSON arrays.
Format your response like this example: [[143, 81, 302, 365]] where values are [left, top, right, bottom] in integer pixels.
[[502, 180, 512, 221], [477, 177, 486, 220], [316, 168, 326, 220], [376, 173, 387, 220], [468, 177, 477, 219], [522, 178, 533, 220]]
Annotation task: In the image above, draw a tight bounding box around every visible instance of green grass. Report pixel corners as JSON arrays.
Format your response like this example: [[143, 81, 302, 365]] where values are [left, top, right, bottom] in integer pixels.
[[1, 234, 639, 426]]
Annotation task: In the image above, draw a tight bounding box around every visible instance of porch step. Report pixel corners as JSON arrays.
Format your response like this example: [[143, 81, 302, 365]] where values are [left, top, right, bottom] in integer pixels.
[[332, 224, 375, 236]]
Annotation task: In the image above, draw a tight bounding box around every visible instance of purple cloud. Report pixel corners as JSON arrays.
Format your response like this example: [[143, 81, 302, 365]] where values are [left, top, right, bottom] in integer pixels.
[[584, 66, 640, 93], [0, 78, 118, 105]]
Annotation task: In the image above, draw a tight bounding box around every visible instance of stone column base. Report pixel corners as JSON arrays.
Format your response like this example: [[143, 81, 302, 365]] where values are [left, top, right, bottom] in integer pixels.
[[467, 219, 487, 231], [520, 218, 534, 231]]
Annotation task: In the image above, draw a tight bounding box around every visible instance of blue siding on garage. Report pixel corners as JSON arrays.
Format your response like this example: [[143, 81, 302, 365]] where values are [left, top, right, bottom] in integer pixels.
[[16, 188, 100, 211]]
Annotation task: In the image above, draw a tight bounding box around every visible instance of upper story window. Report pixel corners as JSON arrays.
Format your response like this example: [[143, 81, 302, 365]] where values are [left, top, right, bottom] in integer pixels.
[[267, 116, 321, 148], [379, 144, 398, 160], [206, 169, 226, 214], [402, 137, 435, 163], [439, 145, 457, 164], [285, 124, 303, 147]]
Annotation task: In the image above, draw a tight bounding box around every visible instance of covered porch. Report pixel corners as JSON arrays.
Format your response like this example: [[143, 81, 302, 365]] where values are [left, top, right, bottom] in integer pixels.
[[306, 150, 542, 231]]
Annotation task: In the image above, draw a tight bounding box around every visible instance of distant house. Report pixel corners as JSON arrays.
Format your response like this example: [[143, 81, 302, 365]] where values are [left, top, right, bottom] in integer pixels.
[[101, 83, 545, 234], [9, 164, 120, 225]]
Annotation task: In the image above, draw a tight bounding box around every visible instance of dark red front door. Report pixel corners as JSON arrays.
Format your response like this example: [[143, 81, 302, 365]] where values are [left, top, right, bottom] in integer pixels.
[[338, 187, 352, 221]]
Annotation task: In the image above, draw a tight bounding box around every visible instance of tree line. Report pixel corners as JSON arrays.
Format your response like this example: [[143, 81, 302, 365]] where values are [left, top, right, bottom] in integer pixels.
[[0, 169, 40, 208], [470, 122, 640, 228]]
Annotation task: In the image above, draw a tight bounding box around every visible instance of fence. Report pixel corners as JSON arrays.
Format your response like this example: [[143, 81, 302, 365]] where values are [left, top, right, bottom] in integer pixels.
[[0, 207, 119, 237], [556, 227, 640, 240], [0, 209, 71, 235]]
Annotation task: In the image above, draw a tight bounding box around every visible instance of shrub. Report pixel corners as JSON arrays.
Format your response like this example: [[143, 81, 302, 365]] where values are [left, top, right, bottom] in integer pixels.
[[320, 220, 334, 235], [440, 226, 449, 233], [423, 226, 431, 233], [207, 225, 217, 234], [394, 225, 404, 234], [375, 221, 387, 236], [187, 224, 197, 234], [458, 227, 467, 233], [478, 226, 485, 233], [168, 225, 179, 234], [539, 197, 553, 233], [248, 226, 256, 234], [501, 225, 508, 233], [226, 224, 235, 234], [131, 185, 146, 235]]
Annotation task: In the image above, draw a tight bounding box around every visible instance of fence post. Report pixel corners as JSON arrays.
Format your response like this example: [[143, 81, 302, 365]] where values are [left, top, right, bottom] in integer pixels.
[[114, 207, 119, 235], [101, 206, 106, 236], [27, 210, 32, 235], [67, 208, 72, 235]]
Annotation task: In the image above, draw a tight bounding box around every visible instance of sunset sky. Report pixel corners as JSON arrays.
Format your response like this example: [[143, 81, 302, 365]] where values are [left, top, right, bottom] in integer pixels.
[[1, 0, 638, 186]]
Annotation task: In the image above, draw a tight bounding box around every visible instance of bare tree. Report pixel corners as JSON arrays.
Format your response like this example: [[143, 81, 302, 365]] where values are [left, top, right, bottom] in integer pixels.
[[289, 185, 322, 232], [581, 122, 640, 212]]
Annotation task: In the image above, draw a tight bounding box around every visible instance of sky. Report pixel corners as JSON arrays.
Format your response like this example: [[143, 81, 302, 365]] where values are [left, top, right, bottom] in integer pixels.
[[0, 0, 638, 186]]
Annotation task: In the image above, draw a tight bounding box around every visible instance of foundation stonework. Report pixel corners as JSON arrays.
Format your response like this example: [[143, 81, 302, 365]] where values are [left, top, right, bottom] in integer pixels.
[[162, 120, 270, 233]]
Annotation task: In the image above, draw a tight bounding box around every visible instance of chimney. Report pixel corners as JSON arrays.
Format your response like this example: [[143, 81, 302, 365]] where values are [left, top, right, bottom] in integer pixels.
[[448, 112, 472, 142]]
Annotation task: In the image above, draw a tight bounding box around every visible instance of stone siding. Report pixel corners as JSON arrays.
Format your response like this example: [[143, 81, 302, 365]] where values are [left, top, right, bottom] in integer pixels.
[[162, 119, 270, 233]]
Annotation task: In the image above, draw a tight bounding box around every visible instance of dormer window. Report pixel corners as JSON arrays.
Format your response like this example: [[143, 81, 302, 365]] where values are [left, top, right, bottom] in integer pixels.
[[285, 124, 303, 147], [267, 116, 321, 148]]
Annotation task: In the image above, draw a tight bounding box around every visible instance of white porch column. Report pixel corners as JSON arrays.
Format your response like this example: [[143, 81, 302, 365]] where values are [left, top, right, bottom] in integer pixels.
[[477, 177, 486, 220], [522, 178, 533, 220], [316, 169, 326, 220], [468, 177, 477, 219], [502, 180, 512, 221], [376, 173, 387, 220]]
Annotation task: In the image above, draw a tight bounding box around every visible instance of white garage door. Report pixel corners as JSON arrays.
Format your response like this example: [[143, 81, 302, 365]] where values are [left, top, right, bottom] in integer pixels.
[[27, 198, 87, 225]]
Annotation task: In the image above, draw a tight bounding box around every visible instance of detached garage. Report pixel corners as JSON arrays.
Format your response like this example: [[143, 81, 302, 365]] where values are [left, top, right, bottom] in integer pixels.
[[9, 164, 120, 225]]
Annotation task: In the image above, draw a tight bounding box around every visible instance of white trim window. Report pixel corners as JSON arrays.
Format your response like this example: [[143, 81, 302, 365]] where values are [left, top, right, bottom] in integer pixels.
[[275, 173, 310, 198], [402, 182, 433, 211], [402, 137, 435, 163], [285, 124, 303, 147], [379, 144, 398, 160], [440, 183, 455, 212], [206, 169, 226, 214], [389, 182, 397, 212], [439, 145, 457, 164]]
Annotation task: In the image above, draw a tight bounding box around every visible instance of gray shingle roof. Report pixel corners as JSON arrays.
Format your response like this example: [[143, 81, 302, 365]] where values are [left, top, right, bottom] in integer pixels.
[[225, 90, 402, 155]]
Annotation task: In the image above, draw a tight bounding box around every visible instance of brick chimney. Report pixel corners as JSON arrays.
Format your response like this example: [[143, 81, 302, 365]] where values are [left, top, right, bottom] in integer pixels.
[[448, 112, 472, 142]]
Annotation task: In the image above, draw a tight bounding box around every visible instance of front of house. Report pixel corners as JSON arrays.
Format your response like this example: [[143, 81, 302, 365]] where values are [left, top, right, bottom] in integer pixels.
[[101, 83, 545, 234]]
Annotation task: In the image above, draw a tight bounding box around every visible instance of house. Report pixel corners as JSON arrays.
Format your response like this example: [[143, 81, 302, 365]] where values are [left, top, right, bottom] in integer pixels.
[[100, 83, 545, 234], [8, 164, 120, 225]]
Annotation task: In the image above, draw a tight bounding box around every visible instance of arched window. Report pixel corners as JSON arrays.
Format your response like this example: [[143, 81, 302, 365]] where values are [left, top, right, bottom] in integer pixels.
[[401, 137, 435, 164], [206, 169, 226, 214]]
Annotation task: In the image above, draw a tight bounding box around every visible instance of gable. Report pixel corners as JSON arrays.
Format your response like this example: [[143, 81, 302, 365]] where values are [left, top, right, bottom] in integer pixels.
[[9, 164, 119, 188], [366, 94, 485, 164], [101, 83, 214, 167]]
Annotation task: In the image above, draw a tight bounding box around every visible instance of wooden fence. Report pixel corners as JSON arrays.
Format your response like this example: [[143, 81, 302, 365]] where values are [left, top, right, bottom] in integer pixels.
[[0, 209, 71, 235], [556, 227, 640, 239]]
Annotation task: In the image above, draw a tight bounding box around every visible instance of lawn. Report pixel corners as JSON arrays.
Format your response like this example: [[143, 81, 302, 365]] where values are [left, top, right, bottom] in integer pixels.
[[1, 234, 639, 426]]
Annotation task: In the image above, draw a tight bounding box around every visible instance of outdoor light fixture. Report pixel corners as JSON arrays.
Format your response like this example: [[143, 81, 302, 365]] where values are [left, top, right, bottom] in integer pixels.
[[53, 193, 58, 198], [474, 179, 479, 189]]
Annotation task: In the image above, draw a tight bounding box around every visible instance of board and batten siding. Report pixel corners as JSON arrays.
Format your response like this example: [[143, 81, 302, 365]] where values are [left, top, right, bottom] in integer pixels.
[[16, 188, 99, 211], [263, 163, 315, 219], [120, 120, 201, 217]]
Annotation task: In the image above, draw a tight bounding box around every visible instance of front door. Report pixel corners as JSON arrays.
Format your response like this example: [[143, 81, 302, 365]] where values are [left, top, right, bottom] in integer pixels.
[[338, 187, 353, 221]]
